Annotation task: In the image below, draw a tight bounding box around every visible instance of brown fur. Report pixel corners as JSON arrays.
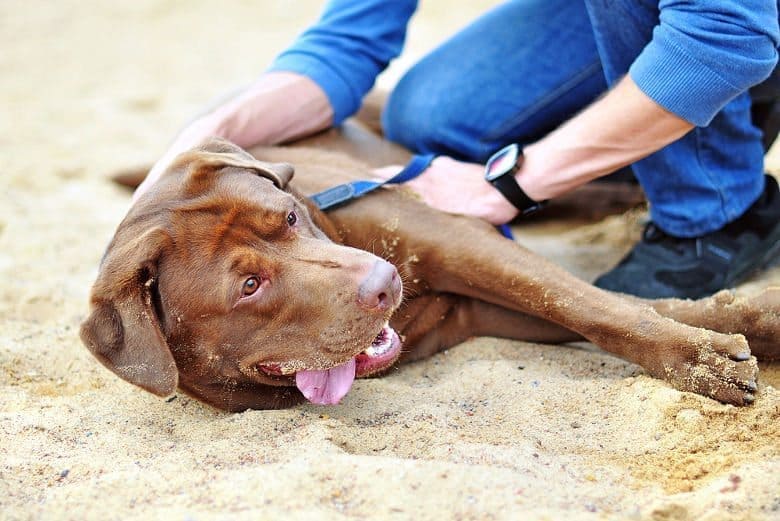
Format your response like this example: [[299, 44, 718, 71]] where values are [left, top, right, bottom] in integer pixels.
[[81, 127, 779, 411]]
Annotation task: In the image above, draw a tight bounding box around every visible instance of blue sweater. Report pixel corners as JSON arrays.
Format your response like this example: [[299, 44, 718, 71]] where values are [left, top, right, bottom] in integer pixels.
[[269, 0, 779, 127]]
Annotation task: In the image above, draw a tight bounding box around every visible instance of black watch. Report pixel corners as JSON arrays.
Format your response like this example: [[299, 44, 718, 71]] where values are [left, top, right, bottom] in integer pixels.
[[484, 143, 547, 216]]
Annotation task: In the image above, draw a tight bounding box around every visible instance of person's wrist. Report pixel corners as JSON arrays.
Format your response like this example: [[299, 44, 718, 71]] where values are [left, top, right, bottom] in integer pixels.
[[484, 144, 548, 221], [509, 144, 547, 202], [473, 157, 520, 224]]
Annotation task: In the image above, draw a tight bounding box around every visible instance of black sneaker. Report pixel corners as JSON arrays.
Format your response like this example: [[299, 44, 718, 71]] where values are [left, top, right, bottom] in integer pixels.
[[594, 175, 780, 299]]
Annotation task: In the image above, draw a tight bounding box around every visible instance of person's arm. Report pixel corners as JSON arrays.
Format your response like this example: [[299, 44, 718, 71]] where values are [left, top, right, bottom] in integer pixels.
[[518, 75, 693, 201], [376, 0, 779, 224], [135, 0, 417, 201], [524, 0, 779, 203], [374, 75, 693, 224]]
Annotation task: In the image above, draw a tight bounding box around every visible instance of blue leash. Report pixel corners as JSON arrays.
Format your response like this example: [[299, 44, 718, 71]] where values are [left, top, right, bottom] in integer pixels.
[[309, 154, 514, 240]]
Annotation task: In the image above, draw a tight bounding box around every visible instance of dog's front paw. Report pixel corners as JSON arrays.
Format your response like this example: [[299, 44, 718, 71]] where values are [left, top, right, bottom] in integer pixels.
[[655, 331, 758, 406]]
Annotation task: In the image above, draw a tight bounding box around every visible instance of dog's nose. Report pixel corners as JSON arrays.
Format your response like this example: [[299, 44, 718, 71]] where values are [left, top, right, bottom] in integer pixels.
[[358, 260, 402, 311]]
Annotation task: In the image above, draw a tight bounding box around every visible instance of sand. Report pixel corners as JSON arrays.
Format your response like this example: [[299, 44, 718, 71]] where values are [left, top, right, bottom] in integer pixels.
[[2, 2, 779, 520]]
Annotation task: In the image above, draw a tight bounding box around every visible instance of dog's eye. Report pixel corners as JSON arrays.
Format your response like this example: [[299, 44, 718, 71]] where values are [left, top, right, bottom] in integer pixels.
[[286, 211, 297, 227], [242, 277, 261, 296]]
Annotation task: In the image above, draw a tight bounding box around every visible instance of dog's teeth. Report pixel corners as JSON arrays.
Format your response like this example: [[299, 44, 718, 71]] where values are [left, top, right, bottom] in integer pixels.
[[363, 323, 394, 358], [372, 338, 391, 356]]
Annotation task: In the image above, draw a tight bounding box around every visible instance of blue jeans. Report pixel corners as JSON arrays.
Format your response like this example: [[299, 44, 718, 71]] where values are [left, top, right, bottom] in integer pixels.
[[382, 0, 767, 237]]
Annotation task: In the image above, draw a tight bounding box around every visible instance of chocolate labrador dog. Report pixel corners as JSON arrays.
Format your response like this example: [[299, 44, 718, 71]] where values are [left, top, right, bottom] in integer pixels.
[[81, 131, 779, 411]]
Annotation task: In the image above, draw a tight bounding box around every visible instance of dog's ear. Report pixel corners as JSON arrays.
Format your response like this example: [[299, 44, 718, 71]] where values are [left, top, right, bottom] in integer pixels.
[[193, 138, 295, 188], [80, 228, 177, 397]]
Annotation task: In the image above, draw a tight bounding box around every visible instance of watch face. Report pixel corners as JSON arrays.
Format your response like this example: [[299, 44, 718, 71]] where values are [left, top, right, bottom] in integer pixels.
[[485, 144, 518, 181]]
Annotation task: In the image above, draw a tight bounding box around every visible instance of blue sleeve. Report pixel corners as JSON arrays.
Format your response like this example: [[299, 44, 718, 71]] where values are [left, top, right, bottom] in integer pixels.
[[630, 0, 779, 126], [268, 0, 418, 125]]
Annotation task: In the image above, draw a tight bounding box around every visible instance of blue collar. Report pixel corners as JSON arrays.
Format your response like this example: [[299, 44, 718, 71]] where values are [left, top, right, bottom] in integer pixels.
[[308, 154, 514, 240]]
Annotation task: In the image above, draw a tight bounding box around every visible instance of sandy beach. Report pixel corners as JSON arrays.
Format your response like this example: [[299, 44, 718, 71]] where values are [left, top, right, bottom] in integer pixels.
[[2, 1, 779, 519]]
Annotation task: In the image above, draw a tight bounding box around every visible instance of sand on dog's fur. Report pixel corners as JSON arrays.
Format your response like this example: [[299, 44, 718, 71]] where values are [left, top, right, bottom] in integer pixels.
[[2, 2, 779, 519]]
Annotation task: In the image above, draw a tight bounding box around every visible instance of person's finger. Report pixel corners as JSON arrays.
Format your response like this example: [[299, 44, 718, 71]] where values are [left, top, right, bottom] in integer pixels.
[[132, 165, 161, 203], [371, 165, 404, 182]]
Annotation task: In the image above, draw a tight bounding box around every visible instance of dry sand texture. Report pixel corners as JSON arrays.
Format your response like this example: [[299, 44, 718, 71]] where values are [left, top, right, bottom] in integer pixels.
[[2, 2, 779, 520]]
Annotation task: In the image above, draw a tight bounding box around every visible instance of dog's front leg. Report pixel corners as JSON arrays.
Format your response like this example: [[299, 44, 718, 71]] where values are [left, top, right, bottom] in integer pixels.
[[407, 215, 757, 405], [629, 288, 780, 361], [324, 188, 757, 405]]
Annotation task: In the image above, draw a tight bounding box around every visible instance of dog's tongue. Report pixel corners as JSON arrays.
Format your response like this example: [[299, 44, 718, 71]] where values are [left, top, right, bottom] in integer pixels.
[[295, 357, 356, 405]]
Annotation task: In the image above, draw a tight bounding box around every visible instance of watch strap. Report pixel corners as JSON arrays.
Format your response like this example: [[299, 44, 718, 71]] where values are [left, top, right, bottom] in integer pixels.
[[489, 174, 546, 216]]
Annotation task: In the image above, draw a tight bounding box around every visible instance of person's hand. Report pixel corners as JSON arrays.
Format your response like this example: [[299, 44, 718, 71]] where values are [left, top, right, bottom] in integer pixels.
[[373, 156, 519, 225], [133, 72, 334, 204], [133, 116, 221, 203]]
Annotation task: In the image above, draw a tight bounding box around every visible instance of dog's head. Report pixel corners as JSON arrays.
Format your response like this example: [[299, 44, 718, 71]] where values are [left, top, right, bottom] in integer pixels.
[[81, 139, 403, 411]]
